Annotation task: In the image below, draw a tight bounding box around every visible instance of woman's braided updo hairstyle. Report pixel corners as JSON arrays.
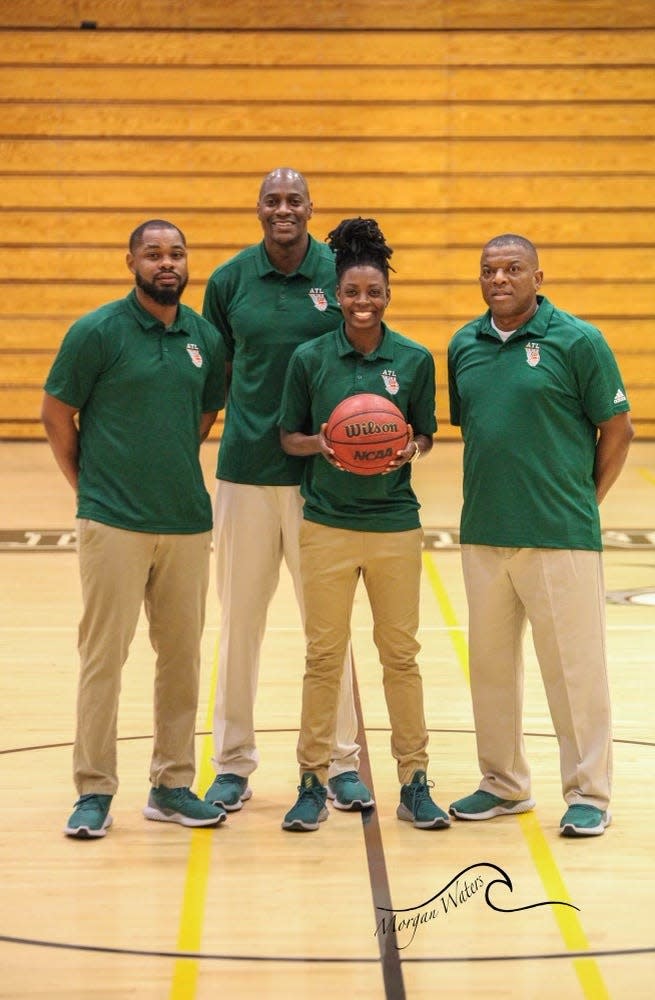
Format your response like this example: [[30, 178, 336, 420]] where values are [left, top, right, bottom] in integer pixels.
[[326, 217, 395, 283]]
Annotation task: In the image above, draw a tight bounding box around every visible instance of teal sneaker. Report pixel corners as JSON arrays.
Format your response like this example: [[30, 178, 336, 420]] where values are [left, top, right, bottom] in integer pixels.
[[560, 804, 611, 837], [282, 772, 328, 832], [327, 771, 375, 811], [64, 793, 113, 839], [397, 771, 450, 829], [449, 789, 535, 820], [143, 786, 226, 827], [204, 773, 252, 811]]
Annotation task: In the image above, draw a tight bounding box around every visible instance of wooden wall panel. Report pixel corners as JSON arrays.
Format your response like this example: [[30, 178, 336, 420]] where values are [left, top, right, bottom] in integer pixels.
[[0, 15, 653, 439], [2, 137, 655, 175], [3, 209, 655, 246], [2, 29, 654, 66], [3, 66, 655, 102], [1, 0, 654, 30], [2, 174, 654, 212], [3, 102, 653, 140]]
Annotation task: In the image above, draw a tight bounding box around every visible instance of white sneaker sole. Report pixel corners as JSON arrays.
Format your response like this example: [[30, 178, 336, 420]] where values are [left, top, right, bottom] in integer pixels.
[[282, 807, 329, 831], [326, 787, 375, 811], [207, 785, 252, 812], [64, 815, 113, 838], [560, 810, 611, 837], [397, 803, 450, 829], [449, 797, 536, 820], [143, 806, 226, 827]]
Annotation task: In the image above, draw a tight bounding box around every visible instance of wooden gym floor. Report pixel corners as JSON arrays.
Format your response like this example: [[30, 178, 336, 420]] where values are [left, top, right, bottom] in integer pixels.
[[0, 439, 653, 1000]]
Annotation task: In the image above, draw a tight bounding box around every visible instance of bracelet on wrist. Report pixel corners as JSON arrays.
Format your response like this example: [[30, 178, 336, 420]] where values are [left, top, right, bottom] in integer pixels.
[[409, 440, 421, 463]]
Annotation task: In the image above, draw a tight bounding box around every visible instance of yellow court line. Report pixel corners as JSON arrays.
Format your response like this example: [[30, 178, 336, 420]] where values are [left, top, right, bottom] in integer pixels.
[[422, 551, 469, 684], [424, 550, 610, 1000], [519, 811, 609, 1000], [168, 643, 219, 1000], [637, 466, 655, 486]]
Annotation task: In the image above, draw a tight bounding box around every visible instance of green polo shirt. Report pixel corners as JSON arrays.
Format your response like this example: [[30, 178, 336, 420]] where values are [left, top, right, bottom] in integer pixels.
[[448, 295, 630, 550], [44, 289, 226, 534], [280, 322, 436, 532], [202, 235, 342, 485]]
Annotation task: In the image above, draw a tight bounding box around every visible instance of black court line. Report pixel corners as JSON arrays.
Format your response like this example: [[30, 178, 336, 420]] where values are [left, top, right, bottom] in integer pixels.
[[0, 933, 651, 966], [350, 662, 406, 1000], [2, 729, 654, 757]]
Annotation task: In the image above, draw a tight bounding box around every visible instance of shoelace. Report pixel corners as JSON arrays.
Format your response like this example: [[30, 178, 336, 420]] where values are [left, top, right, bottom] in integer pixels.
[[164, 786, 195, 804], [408, 779, 434, 809], [297, 783, 325, 805], [76, 793, 109, 807]]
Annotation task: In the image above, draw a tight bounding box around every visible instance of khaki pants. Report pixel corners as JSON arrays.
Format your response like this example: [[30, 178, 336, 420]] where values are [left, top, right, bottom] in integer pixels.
[[297, 521, 429, 786], [75, 519, 211, 795], [212, 482, 359, 779], [461, 544, 612, 809]]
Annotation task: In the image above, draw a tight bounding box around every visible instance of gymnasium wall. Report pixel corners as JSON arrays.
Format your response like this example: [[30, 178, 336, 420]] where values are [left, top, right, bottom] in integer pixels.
[[1, 0, 654, 439]]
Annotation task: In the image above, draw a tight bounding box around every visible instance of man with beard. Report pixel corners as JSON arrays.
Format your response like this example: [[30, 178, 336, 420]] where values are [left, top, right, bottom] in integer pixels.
[[41, 220, 228, 838]]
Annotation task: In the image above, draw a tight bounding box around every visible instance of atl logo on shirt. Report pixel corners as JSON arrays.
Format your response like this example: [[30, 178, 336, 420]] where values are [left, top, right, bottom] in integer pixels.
[[525, 342, 541, 368], [308, 288, 328, 312], [381, 369, 400, 395], [186, 343, 203, 368]]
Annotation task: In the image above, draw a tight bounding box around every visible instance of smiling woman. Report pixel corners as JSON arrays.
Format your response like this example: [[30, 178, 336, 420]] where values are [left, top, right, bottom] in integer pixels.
[[278, 217, 446, 832]]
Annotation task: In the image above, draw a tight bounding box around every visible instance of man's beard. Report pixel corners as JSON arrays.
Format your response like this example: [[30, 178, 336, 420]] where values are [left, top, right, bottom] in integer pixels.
[[135, 270, 188, 306]]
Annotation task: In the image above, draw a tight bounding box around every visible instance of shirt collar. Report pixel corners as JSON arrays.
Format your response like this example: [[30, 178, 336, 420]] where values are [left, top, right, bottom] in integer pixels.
[[335, 321, 395, 360], [477, 295, 553, 340], [126, 288, 186, 333], [255, 234, 320, 279]]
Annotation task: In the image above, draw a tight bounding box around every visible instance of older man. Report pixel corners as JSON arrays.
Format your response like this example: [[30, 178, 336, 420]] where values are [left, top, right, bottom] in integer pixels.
[[447, 234, 633, 837]]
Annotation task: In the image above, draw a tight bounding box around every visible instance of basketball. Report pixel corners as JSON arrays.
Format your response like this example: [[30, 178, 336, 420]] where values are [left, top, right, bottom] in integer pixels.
[[325, 393, 409, 476]]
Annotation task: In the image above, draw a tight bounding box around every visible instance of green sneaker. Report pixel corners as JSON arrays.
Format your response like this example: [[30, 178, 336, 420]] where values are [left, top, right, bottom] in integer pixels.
[[143, 786, 226, 827], [397, 771, 450, 829], [560, 804, 611, 837], [204, 773, 252, 812], [282, 772, 328, 832], [64, 793, 113, 838], [327, 771, 375, 811], [449, 789, 535, 820]]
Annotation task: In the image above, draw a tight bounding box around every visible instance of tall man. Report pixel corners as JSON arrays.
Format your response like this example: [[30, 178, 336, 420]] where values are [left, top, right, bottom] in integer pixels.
[[202, 168, 368, 813], [42, 220, 227, 837], [447, 234, 633, 837]]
